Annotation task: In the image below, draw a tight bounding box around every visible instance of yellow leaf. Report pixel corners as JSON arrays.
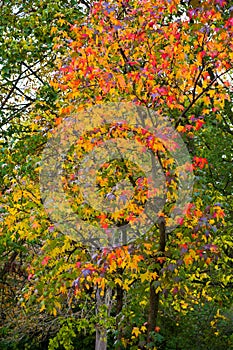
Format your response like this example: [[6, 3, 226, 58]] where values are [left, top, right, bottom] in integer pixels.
[[115, 278, 122, 286], [57, 19, 66, 26], [54, 301, 61, 309], [132, 327, 141, 337], [10, 233, 16, 241], [140, 271, 151, 283], [60, 285, 67, 294], [51, 27, 58, 35], [177, 125, 185, 132], [40, 303, 46, 312], [8, 207, 17, 216], [53, 307, 57, 316], [180, 301, 188, 309], [141, 325, 147, 332]]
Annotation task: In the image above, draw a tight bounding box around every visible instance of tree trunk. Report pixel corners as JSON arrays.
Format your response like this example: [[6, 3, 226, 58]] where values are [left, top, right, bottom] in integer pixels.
[[147, 283, 160, 342], [95, 326, 107, 350], [147, 216, 166, 343], [95, 287, 112, 350], [115, 282, 124, 350]]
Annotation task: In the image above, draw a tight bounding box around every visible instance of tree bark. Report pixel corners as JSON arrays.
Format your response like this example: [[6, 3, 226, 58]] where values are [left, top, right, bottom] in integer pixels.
[[115, 282, 124, 350], [95, 287, 112, 350], [147, 283, 160, 340], [147, 216, 166, 343], [95, 327, 107, 350]]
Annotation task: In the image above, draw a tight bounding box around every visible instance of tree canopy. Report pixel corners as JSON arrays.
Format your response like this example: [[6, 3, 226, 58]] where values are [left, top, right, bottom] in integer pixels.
[[0, 1, 232, 349]]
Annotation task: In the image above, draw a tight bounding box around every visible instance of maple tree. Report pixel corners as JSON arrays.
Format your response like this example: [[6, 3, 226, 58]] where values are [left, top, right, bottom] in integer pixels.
[[0, 0, 88, 143], [0, 1, 87, 348], [0, 0, 233, 349]]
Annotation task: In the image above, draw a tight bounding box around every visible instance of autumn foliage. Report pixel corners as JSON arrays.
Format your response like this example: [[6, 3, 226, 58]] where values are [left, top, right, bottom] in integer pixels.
[[0, 0, 232, 349]]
